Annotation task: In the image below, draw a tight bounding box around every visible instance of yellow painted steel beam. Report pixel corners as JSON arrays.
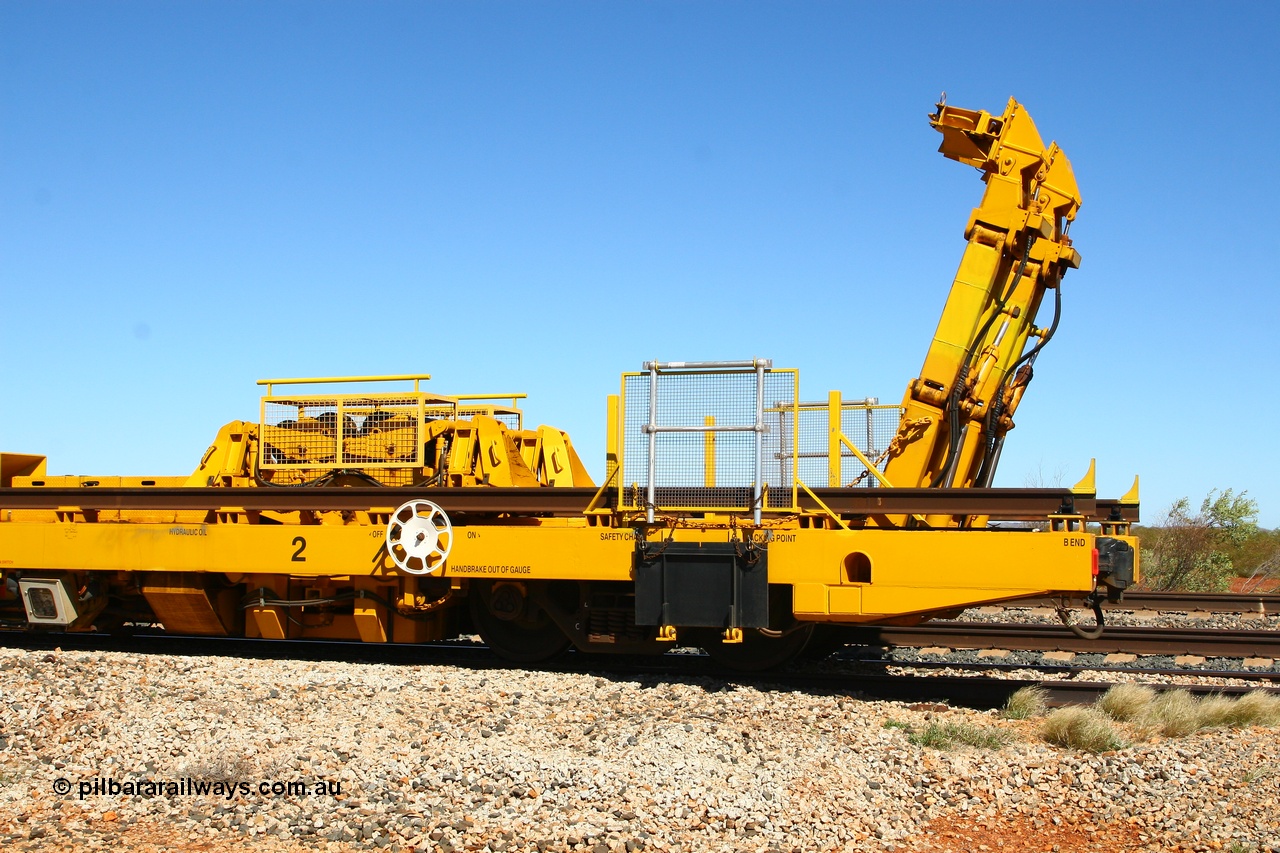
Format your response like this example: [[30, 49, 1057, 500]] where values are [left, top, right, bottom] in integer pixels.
[[0, 516, 1125, 623], [827, 391, 841, 487], [838, 434, 892, 488], [0, 519, 636, 581], [795, 480, 850, 531], [604, 394, 620, 485], [704, 415, 716, 488]]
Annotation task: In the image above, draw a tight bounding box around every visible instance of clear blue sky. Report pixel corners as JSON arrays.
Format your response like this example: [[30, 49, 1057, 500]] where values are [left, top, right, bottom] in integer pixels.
[[2, 2, 1277, 527]]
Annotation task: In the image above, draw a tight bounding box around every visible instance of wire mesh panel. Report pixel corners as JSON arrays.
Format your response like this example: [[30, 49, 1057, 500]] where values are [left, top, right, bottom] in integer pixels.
[[840, 403, 901, 485], [339, 397, 423, 465], [260, 387, 529, 471], [786, 401, 902, 488], [260, 398, 342, 467], [260, 395, 426, 469], [457, 407, 522, 430], [619, 364, 798, 515]]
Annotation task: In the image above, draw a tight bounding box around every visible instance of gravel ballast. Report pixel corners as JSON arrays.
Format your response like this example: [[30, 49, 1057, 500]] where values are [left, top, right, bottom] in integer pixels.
[[1, 647, 1278, 852]]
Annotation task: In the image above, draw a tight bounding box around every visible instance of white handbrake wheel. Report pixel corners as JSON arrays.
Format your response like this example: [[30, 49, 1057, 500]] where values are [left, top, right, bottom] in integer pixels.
[[386, 500, 453, 575]]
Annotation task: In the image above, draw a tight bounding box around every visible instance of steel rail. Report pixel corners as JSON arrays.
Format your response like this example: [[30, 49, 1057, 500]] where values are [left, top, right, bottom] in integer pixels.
[[853, 655, 1280, 683], [1010, 591, 1280, 615], [835, 622, 1280, 658], [1119, 591, 1280, 614], [0, 486, 597, 514], [0, 485, 1134, 521]]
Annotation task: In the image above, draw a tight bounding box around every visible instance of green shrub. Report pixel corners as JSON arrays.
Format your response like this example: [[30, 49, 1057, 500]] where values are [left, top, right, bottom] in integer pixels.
[[1139, 490, 1258, 592]]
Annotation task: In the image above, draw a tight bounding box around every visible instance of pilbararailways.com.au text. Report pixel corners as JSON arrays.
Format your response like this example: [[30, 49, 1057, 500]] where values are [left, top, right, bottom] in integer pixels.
[[54, 776, 342, 801]]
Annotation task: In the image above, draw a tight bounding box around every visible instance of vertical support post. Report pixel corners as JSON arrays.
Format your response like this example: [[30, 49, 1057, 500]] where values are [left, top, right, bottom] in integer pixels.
[[416, 395, 426, 467], [775, 408, 786, 486], [646, 362, 658, 524], [703, 415, 716, 488], [336, 398, 346, 465], [605, 394, 620, 496], [791, 371, 800, 510], [352, 578, 390, 643], [753, 360, 765, 525], [828, 390, 842, 488]]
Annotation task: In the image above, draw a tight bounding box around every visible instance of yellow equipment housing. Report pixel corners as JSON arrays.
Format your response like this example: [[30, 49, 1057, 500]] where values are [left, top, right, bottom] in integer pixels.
[[0, 98, 1140, 668]]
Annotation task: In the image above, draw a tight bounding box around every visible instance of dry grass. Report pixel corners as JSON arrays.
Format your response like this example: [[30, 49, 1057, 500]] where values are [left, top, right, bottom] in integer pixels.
[[1147, 690, 1202, 737], [907, 721, 1013, 750], [1001, 686, 1049, 720], [1084, 686, 1280, 746], [1195, 695, 1238, 729], [1041, 706, 1127, 753], [1096, 684, 1156, 721], [1224, 689, 1280, 727], [1243, 763, 1276, 784]]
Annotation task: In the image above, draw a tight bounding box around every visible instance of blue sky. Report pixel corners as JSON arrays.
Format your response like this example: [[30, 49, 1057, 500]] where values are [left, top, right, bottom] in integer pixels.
[[2, 2, 1277, 527]]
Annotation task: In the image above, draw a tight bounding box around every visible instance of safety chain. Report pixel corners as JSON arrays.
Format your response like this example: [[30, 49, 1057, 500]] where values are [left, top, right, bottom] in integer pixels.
[[727, 515, 762, 566]]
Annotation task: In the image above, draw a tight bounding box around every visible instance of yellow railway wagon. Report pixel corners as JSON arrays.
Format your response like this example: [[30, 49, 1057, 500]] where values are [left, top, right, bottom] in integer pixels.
[[0, 98, 1139, 669]]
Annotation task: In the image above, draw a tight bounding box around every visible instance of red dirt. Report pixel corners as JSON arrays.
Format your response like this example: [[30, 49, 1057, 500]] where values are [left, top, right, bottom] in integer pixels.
[[1230, 576, 1279, 593], [910, 810, 1167, 852]]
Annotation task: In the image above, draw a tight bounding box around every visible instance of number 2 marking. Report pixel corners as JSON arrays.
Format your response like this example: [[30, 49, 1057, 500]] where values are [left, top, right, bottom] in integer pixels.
[[291, 536, 307, 562]]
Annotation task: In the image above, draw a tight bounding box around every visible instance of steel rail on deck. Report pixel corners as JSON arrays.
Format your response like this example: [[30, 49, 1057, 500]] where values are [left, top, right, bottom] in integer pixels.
[[0, 486, 1135, 521]]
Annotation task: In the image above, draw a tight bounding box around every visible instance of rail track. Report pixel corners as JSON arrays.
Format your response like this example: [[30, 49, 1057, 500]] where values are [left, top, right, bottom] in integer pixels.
[[834, 622, 1280, 658], [4, 593, 1277, 714], [1014, 590, 1280, 615], [850, 655, 1280, 684], [2, 626, 1276, 712]]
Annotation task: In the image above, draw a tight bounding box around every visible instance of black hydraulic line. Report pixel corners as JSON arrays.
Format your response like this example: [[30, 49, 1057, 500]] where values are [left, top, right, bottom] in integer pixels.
[[254, 465, 386, 489], [242, 587, 455, 623], [975, 277, 1063, 488], [931, 236, 1035, 489]]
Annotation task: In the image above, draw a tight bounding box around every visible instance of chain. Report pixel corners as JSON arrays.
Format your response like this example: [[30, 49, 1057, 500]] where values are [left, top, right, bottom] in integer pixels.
[[846, 447, 894, 487], [727, 514, 762, 566], [845, 417, 930, 487]]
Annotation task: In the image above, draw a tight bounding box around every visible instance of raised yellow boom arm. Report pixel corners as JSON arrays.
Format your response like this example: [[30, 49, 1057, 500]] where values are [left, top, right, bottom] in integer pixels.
[[882, 97, 1083, 508]]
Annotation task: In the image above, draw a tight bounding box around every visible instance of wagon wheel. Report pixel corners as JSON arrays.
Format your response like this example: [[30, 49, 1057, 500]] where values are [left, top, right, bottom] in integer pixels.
[[469, 580, 572, 663], [695, 624, 816, 671]]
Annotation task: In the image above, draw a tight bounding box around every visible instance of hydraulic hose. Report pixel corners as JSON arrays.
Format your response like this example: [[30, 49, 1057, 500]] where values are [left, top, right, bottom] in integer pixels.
[[930, 236, 1035, 488], [975, 280, 1063, 487]]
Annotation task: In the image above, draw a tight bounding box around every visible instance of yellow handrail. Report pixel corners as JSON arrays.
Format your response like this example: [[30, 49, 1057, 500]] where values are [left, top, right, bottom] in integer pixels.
[[257, 374, 432, 394]]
